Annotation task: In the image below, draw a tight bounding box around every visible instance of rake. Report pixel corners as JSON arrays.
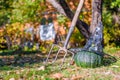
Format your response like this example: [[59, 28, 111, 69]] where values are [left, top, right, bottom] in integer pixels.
[[45, 0, 84, 67]]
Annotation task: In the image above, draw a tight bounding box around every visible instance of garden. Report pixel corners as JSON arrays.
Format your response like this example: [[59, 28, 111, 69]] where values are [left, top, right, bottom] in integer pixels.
[[0, 0, 120, 80]]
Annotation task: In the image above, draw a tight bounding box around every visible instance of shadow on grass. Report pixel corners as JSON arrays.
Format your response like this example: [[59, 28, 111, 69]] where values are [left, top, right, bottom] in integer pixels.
[[0, 49, 71, 71], [103, 53, 117, 66], [0, 50, 45, 70], [0, 50, 42, 56]]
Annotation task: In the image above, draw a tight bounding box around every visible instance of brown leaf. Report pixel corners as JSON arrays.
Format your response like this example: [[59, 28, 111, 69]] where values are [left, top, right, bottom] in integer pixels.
[[51, 73, 63, 79], [62, 78, 70, 80], [37, 66, 45, 71], [71, 75, 82, 80], [9, 78, 15, 80]]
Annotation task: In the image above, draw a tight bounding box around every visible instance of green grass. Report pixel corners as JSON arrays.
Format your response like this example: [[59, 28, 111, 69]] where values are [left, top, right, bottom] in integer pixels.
[[0, 59, 120, 80], [104, 46, 120, 54], [0, 47, 120, 80]]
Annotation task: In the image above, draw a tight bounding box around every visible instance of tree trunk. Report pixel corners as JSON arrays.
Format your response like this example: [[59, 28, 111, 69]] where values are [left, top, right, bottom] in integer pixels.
[[4, 35, 12, 50], [82, 0, 104, 55], [90, 0, 102, 34], [59, 0, 90, 39], [46, 0, 66, 16], [91, 0, 104, 47], [47, 0, 90, 39]]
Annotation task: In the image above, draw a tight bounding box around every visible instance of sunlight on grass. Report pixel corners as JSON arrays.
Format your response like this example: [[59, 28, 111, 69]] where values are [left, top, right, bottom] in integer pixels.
[[0, 48, 120, 80], [104, 47, 120, 54], [0, 59, 120, 80], [5, 60, 120, 79]]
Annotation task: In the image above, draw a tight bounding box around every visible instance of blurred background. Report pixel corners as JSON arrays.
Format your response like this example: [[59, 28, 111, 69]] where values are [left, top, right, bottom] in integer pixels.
[[0, 0, 120, 53]]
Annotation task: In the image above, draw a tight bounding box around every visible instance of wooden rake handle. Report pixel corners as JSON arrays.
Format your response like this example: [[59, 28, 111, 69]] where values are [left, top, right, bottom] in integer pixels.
[[64, 0, 84, 48]]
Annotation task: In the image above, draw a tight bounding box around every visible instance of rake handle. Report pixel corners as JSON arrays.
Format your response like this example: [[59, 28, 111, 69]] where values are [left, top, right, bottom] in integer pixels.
[[64, 0, 84, 48]]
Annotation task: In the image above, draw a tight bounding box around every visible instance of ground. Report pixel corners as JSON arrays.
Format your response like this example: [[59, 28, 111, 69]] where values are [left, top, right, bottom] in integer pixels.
[[0, 48, 120, 80]]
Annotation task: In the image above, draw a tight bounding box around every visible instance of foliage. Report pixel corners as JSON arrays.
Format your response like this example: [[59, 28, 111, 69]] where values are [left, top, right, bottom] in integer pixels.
[[0, 0, 120, 51], [103, 0, 120, 47], [0, 0, 46, 25], [70, 28, 85, 47], [10, 0, 42, 23], [57, 14, 68, 25], [110, 0, 120, 8], [0, 0, 13, 26], [2, 23, 25, 48]]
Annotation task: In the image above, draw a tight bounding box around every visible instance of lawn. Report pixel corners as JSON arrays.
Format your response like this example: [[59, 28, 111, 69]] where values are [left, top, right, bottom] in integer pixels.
[[0, 48, 120, 80]]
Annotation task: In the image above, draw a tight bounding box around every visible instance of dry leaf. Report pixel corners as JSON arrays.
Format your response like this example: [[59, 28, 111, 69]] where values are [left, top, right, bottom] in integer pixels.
[[51, 73, 63, 79], [9, 78, 15, 80], [62, 78, 70, 80], [71, 75, 82, 80], [37, 66, 45, 71]]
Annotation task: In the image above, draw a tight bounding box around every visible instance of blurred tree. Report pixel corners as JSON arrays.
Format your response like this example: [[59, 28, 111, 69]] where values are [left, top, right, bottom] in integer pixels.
[[47, 0, 120, 47], [0, 0, 120, 50], [0, 0, 13, 26], [103, 0, 120, 47]]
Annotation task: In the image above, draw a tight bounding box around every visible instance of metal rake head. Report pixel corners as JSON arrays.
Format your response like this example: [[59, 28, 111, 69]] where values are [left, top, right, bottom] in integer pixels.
[[44, 44, 74, 67]]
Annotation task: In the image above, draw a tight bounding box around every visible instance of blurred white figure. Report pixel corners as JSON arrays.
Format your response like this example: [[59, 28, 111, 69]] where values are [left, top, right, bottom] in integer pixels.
[[39, 23, 56, 41]]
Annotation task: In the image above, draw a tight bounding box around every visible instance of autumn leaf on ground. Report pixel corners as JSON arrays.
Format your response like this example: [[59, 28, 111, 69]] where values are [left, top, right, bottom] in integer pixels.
[[50, 73, 63, 79], [36, 66, 45, 71], [71, 75, 83, 80]]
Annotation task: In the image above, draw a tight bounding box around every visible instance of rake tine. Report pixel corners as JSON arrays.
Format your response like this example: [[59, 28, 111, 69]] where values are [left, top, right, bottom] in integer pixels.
[[45, 44, 75, 68], [68, 50, 75, 65], [60, 49, 68, 67], [60, 50, 75, 67], [45, 44, 55, 64], [52, 48, 61, 63]]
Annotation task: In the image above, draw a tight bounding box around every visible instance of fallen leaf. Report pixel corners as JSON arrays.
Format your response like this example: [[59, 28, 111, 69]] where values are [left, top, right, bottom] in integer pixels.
[[62, 78, 70, 80], [71, 75, 82, 80], [104, 71, 112, 75], [9, 78, 15, 80], [70, 60, 75, 65], [16, 70, 20, 74], [51, 73, 63, 79], [37, 66, 45, 71]]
